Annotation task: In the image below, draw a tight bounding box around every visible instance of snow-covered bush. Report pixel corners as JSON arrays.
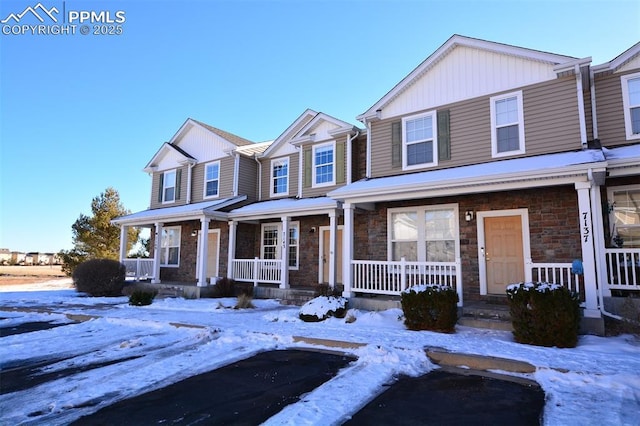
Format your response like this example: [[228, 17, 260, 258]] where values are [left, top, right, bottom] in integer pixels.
[[400, 284, 458, 333], [506, 282, 581, 348], [299, 296, 348, 322]]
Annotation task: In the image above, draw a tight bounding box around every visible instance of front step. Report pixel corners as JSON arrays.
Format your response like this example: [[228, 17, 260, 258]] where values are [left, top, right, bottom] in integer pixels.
[[458, 303, 513, 331]]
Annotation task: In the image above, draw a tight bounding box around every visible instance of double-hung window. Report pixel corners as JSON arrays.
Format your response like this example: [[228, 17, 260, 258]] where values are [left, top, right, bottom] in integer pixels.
[[313, 142, 335, 187], [260, 222, 299, 268], [608, 186, 640, 247], [270, 157, 289, 197], [389, 205, 458, 263], [490, 91, 525, 157], [162, 170, 176, 203], [402, 111, 437, 170], [621, 73, 640, 140], [160, 226, 181, 266], [204, 161, 220, 198]]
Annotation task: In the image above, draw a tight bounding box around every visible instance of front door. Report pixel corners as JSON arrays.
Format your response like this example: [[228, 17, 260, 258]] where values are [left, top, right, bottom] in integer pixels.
[[484, 215, 524, 295], [321, 227, 343, 284], [196, 230, 219, 282]]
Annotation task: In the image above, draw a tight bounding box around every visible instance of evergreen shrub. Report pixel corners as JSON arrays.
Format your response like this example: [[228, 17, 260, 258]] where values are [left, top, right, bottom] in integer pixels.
[[401, 284, 458, 333], [506, 282, 581, 348], [129, 290, 157, 306], [212, 277, 236, 298], [73, 258, 126, 297]]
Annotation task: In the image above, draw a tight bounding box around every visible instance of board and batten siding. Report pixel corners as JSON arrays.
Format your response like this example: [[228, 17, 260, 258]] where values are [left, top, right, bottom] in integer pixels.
[[260, 152, 300, 200], [149, 165, 188, 210], [594, 70, 633, 146], [371, 76, 583, 178]]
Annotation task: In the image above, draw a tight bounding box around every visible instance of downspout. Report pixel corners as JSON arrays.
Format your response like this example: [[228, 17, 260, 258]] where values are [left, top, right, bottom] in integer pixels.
[[575, 64, 588, 148], [254, 154, 262, 201], [588, 168, 623, 321], [186, 162, 195, 204], [297, 146, 303, 198], [590, 67, 599, 140], [365, 120, 372, 179], [346, 130, 360, 185], [233, 152, 240, 197]]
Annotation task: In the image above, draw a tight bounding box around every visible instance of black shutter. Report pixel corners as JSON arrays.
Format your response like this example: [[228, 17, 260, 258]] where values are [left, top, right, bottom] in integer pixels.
[[175, 169, 182, 200], [391, 120, 402, 168], [437, 109, 450, 161], [158, 173, 164, 203]]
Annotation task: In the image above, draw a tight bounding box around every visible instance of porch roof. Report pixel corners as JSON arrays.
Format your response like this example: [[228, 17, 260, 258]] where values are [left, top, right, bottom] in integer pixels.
[[329, 149, 607, 203], [112, 196, 247, 226], [602, 144, 640, 177], [228, 197, 341, 221]]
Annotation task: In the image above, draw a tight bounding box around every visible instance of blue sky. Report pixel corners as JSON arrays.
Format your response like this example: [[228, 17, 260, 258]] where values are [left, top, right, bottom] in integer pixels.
[[0, 0, 638, 253]]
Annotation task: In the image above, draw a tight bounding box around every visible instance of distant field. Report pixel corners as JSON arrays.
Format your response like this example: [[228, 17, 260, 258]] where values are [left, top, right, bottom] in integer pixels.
[[0, 265, 67, 285]]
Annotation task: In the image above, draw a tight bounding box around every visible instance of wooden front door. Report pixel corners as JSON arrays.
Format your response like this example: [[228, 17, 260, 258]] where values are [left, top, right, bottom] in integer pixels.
[[484, 215, 524, 294], [321, 228, 343, 284], [206, 232, 219, 279]]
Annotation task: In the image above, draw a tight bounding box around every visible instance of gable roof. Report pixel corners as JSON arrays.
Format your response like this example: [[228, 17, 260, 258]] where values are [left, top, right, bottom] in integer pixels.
[[190, 119, 254, 147], [260, 109, 319, 158], [289, 112, 360, 145], [357, 34, 578, 122], [592, 41, 640, 73], [143, 142, 197, 173]]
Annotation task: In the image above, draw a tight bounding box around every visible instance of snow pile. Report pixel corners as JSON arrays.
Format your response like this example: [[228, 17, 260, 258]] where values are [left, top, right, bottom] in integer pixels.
[[299, 295, 348, 321]]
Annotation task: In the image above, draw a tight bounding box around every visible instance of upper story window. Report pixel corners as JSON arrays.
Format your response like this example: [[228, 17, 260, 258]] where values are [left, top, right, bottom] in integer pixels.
[[160, 226, 181, 266], [621, 73, 640, 140], [204, 161, 220, 198], [270, 157, 289, 197], [608, 185, 640, 248], [162, 170, 176, 203], [402, 111, 437, 170], [490, 91, 525, 157], [313, 142, 335, 187], [388, 204, 459, 263]]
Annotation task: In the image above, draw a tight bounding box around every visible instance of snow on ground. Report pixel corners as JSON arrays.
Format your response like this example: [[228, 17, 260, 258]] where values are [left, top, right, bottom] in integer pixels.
[[0, 283, 639, 425]]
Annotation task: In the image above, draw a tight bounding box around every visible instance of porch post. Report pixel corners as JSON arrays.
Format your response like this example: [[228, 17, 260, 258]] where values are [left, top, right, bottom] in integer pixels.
[[227, 220, 237, 279], [197, 217, 210, 287], [280, 216, 290, 289], [328, 210, 337, 288], [575, 182, 600, 318], [151, 222, 162, 284], [342, 203, 354, 297], [119, 225, 127, 262], [590, 180, 611, 298]]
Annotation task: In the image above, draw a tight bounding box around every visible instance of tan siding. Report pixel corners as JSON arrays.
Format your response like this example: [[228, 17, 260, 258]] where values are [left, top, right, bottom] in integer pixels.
[[150, 172, 161, 209], [595, 71, 630, 146], [259, 158, 270, 200], [219, 156, 235, 198], [370, 77, 584, 178], [149, 166, 188, 209], [289, 151, 300, 198], [302, 139, 347, 198], [260, 152, 300, 200], [238, 156, 258, 201], [191, 163, 205, 203]]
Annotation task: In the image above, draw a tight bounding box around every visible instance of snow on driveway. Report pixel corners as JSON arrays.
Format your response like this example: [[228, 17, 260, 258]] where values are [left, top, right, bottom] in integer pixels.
[[1, 288, 639, 425]]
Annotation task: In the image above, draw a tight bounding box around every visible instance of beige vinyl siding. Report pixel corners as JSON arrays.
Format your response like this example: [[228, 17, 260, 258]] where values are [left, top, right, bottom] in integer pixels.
[[191, 163, 205, 203], [191, 156, 235, 203], [238, 155, 258, 201], [595, 70, 630, 146], [218, 156, 235, 198], [302, 138, 347, 198], [371, 76, 583, 178], [149, 165, 188, 209], [260, 152, 300, 200]]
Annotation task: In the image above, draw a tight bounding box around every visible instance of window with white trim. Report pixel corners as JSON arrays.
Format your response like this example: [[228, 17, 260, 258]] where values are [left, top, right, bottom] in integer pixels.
[[204, 161, 220, 198], [402, 111, 437, 170], [608, 185, 640, 248], [312, 142, 335, 187], [621, 73, 640, 140], [162, 170, 176, 203], [270, 157, 289, 197], [260, 222, 300, 268], [388, 205, 459, 262], [490, 91, 525, 157], [160, 226, 181, 266]]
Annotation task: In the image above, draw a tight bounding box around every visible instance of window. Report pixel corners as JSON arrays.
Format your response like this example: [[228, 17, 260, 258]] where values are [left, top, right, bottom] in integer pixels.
[[621, 73, 640, 140], [490, 91, 525, 157], [608, 186, 640, 247], [160, 226, 181, 266], [388, 205, 458, 262], [313, 142, 335, 187], [204, 161, 220, 198], [260, 222, 299, 268], [270, 157, 289, 197], [162, 170, 176, 203], [402, 111, 437, 170]]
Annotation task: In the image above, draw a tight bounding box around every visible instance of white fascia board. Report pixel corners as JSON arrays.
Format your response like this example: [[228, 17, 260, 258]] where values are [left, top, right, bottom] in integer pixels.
[[143, 142, 191, 173], [328, 125, 360, 137], [553, 57, 592, 74], [593, 41, 640, 73], [260, 109, 319, 158], [330, 162, 608, 204], [229, 198, 341, 221]]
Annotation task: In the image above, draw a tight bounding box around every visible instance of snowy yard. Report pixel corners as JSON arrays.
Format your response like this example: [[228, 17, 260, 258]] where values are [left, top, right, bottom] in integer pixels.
[[1, 281, 639, 425]]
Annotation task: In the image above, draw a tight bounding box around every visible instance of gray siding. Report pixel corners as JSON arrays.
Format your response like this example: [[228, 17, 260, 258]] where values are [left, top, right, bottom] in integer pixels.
[[219, 156, 235, 198], [260, 152, 300, 200], [191, 156, 235, 203], [595, 70, 632, 147], [149, 165, 188, 210], [371, 76, 584, 178], [238, 155, 258, 201]]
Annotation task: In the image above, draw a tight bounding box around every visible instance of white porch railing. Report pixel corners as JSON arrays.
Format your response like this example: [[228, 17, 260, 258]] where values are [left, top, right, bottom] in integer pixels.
[[351, 258, 462, 306], [529, 262, 582, 295], [122, 258, 154, 281], [604, 248, 640, 290], [232, 258, 282, 286]]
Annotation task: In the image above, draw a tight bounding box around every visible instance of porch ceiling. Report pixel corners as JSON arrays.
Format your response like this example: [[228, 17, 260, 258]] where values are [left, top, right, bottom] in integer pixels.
[[329, 149, 607, 204], [228, 196, 341, 221], [112, 196, 247, 226]]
